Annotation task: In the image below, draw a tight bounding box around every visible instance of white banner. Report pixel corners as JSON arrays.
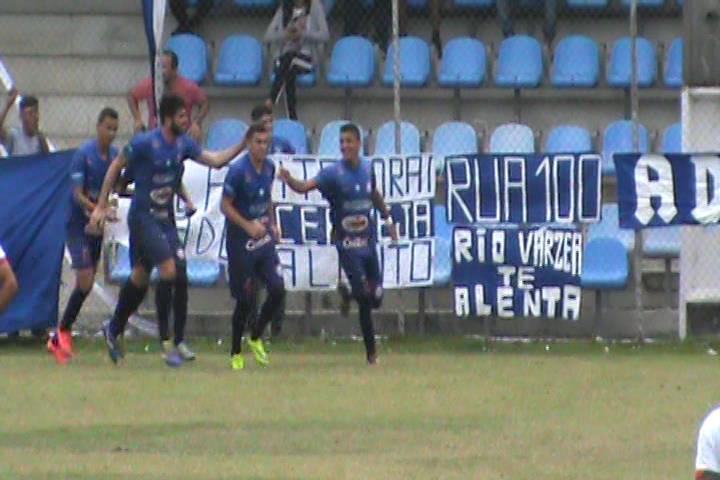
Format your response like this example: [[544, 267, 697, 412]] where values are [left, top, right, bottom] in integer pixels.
[[111, 154, 437, 291]]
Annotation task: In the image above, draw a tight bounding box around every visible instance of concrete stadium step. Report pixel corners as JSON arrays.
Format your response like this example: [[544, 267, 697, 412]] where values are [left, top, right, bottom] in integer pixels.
[[0, 13, 146, 56], [4, 56, 147, 97], [0, 0, 141, 15]]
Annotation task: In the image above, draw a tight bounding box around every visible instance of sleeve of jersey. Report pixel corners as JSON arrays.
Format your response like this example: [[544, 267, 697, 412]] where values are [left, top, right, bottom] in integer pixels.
[[186, 137, 202, 160], [222, 167, 240, 199], [69, 150, 86, 189], [122, 138, 141, 172], [697, 422, 720, 474], [314, 166, 333, 197]]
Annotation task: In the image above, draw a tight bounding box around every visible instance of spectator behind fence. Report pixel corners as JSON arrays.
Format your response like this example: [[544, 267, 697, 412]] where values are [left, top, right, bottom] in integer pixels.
[[128, 50, 209, 141], [265, 0, 329, 120], [169, 0, 213, 35], [339, 0, 407, 54], [497, 0, 557, 45], [0, 89, 50, 156]]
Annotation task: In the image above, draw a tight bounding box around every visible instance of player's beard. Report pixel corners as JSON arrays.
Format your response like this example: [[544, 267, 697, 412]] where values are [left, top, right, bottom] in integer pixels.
[[170, 121, 184, 136]]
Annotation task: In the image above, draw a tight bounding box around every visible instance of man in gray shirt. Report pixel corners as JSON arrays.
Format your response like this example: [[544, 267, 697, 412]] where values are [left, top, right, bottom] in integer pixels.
[[0, 88, 49, 156]]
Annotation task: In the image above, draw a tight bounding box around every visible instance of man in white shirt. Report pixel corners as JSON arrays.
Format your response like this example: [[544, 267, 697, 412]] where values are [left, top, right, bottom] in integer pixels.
[[0, 244, 18, 313], [696, 405, 720, 479], [0, 88, 50, 156]]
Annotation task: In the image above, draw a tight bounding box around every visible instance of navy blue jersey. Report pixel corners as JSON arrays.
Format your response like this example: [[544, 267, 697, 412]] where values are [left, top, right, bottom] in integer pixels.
[[315, 158, 377, 247], [69, 139, 118, 225], [270, 135, 295, 154], [123, 128, 201, 222], [222, 154, 276, 244]]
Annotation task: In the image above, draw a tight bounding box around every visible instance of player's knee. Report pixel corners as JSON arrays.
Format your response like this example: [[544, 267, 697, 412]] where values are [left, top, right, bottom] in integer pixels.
[[367, 281, 383, 309], [158, 259, 177, 281], [130, 266, 150, 287], [76, 271, 94, 293], [268, 282, 286, 303]]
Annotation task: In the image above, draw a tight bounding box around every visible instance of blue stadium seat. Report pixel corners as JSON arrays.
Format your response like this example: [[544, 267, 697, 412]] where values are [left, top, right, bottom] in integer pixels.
[[432, 122, 478, 167], [374, 121, 422, 155], [433, 204, 452, 286], [166, 34, 208, 84], [587, 203, 635, 251], [439, 37, 487, 88], [453, 0, 495, 6], [383, 36, 431, 87], [662, 122, 681, 154], [489, 123, 535, 153], [318, 120, 366, 156], [206, 119, 248, 151], [621, 0, 665, 6], [552, 35, 600, 88], [214, 35, 263, 86], [186, 259, 221, 287], [408, 0, 428, 6], [566, 0, 609, 7], [643, 226, 682, 258], [270, 69, 316, 88], [664, 38, 683, 89], [233, 0, 277, 7], [274, 119, 309, 154], [109, 245, 132, 284], [326, 36, 376, 88], [602, 120, 649, 176], [495, 35, 543, 88], [581, 238, 630, 289], [607, 37, 657, 88], [545, 125, 593, 154]]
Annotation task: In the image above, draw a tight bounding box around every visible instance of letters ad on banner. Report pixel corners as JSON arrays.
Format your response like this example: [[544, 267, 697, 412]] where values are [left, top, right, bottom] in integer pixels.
[[615, 153, 720, 228], [452, 225, 584, 320], [111, 154, 436, 291], [445, 154, 601, 225]]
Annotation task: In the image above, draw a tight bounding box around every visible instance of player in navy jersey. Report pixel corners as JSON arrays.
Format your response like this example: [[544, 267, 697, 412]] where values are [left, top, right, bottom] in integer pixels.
[[221, 124, 285, 370], [279, 123, 398, 364], [47, 108, 119, 364], [88, 94, 244, 367]]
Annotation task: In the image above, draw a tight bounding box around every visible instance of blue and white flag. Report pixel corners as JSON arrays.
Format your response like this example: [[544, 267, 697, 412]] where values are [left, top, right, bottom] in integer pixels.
[[445, 154, 601, 225], [615, 153, 720, 228], [451, 225, 583, 320], [141, 0, 167, 115]]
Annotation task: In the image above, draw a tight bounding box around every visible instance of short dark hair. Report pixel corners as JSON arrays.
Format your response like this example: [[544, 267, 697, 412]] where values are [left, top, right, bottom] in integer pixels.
[[251, 105, 273, 123], [340, 123, 361, 141], [159, 94, 185, 123], [19, 96, 38, 110], [245, 124, 268, 140], [162, 49, 179, 69], [97, 107, 119, 124]]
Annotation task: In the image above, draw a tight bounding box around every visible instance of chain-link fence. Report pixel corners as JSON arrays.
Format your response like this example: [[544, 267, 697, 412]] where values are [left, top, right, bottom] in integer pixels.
[[0, 0, 688, 339]]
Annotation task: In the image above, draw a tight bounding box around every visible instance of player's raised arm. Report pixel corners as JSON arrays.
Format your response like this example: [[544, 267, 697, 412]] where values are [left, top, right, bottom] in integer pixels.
[[196, 142, 244, 169], [278, 166, 319, 194], [87, 151, 127, 234]]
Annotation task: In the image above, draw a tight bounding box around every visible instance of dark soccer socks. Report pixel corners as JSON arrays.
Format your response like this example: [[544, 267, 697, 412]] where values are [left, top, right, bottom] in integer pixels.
[[358, 300, 376, 359], [59, 288, 90, 331], [110, 279, 148, 337], [155, 279, 173, 342], [173, 273, 188, 345]]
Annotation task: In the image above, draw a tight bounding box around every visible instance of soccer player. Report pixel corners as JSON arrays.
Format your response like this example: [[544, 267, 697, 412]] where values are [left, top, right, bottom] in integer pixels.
[[47, 108, 120, 364], [0, 243, 18, 313], [88, 94, 244, 367], [278, 123, 398, 364], [221, 124, 286, 370], [696, 404, 720, 479]]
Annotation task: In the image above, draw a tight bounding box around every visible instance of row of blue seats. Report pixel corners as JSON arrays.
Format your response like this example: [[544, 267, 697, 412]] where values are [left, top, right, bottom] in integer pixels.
[[106, 202, 674, 292], [206, 117, 681, 176], [191, 0, 684, 10], [167, 33, 683, 89]]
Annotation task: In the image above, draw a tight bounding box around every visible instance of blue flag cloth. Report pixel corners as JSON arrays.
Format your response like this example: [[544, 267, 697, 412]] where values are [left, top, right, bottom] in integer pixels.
[[0, 151, 74, 333]]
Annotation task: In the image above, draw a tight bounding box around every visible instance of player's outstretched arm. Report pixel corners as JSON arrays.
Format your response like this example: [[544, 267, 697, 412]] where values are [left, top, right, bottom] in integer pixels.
[[371, 189, 399, 241], [178, 183, 196, 216], [88, 153, 127, 234], [220, 196, 267, 240], [197, 142, 244, 169], [0, 88, 18, 143], [278, 167, 318, 194], [0, 259, 18, 313]]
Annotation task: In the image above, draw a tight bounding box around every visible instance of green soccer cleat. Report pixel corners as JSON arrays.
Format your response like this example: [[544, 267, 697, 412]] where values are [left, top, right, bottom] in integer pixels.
[[230, 354, 245, 371], [247, 338, 269, 367]]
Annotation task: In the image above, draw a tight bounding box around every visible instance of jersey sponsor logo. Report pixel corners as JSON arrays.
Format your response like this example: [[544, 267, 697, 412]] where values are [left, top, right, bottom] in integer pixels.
[[342, 199, 372, 211], [152, 172, 177, 184], [245, 234, 272, 252], [150, 186, 174, 205], [341, 237, 369, 249], [341, 214, 369, 233]]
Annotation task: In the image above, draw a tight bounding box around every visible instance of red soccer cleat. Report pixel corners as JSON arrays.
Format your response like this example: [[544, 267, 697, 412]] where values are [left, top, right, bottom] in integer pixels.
[[57, 330, 73, 358], [46, 333, 70, 365]]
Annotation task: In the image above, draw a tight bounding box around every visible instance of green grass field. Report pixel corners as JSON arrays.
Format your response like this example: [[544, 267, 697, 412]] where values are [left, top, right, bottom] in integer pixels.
[[0, 337, 715, 479]]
